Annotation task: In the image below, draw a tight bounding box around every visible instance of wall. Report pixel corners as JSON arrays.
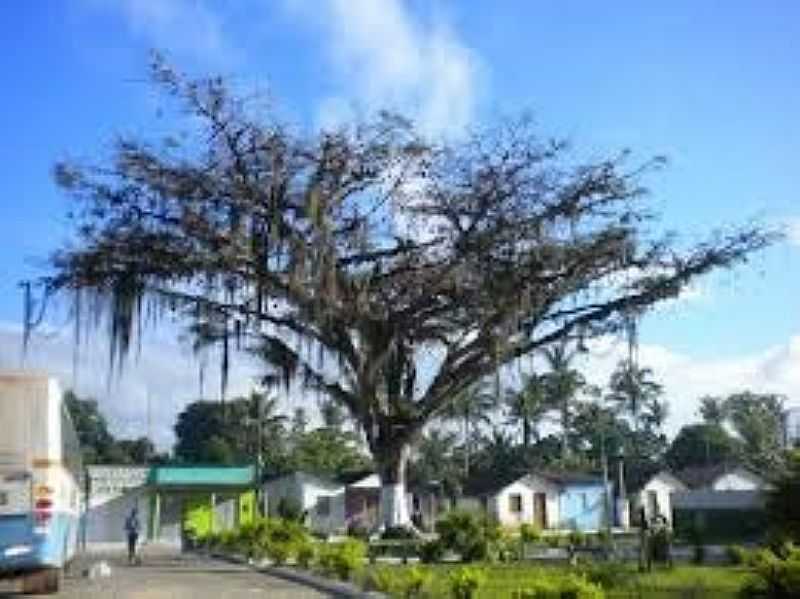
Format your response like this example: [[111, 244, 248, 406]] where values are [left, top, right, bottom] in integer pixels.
[[303, 483, 346, 535], [558, 483, 607, 531], [491, 478, 559, 529], [634, 474, 681, 526], [84, 466, 151, 548], [263, 474, 346, 534]]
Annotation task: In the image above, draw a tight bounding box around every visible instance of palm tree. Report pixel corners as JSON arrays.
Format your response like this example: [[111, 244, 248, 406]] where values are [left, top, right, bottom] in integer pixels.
[[505, 372, 551, 447], [643, 398, 670, 433], [444, 381, 497, 476], [606, 360, 663, 434], [412, 430, 462, 499], [541, 341, 585, 461]]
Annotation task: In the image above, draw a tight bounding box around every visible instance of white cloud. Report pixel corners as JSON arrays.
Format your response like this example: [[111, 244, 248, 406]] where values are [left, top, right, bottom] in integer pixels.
[[575, 334, 800, 436], [0, 322, 266, 451], [784, 216, 800, 248], [85, 0, 235, 67], [286, 0, 481, 137]]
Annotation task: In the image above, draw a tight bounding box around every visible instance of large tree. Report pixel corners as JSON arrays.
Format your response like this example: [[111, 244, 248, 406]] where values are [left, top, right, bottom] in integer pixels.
[[46, 58, 773, 527], [665, 423, 742, 471]]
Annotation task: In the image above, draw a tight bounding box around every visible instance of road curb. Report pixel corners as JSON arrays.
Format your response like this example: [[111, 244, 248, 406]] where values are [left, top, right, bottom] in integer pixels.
[[206, 551, 387, 598]]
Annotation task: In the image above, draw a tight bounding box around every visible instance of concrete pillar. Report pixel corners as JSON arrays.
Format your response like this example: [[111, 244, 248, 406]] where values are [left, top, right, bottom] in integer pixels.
[[210, 493, 216, 533], [154, 492, 161, 542]]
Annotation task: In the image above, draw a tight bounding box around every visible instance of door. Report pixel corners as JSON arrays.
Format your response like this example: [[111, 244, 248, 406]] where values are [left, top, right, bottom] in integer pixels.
[[533, 492, 547, 529]]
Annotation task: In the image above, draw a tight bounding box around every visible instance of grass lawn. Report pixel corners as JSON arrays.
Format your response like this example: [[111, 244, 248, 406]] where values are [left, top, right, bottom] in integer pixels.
[[360, 563, 752, 598]]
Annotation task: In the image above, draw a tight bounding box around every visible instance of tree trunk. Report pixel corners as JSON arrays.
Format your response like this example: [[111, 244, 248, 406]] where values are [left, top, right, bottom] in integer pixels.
[[463, 416, 470, 476], [522, 417, 531, 448], [561, 401, 569, 461], [377, 443, 412, 530]]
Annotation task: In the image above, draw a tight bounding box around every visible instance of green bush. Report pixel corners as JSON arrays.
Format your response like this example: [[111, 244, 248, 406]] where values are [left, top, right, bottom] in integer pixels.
[[568, 531, 587, 548], [578, 561, 630, 590], [740, 544, 800, 598], [512, 573, 605, 599], [520, 523, 542, 544], [276, 497, 304, 522], [448, 566, 487, 599], [318, 538, 367, 580], [726, 544, 750, 566], [436, 511, 487, 562], [295, 540, 316, 569], [419, 539, 445, 564], [382, 526, 418, 540]]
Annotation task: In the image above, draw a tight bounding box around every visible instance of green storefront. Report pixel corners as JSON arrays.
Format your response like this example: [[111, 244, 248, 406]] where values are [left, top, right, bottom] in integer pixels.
[[147, 466, 257, 544]]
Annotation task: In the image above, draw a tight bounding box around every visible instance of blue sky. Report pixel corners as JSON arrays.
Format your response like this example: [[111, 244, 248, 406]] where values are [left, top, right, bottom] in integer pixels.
[[0, 1, 798, 445]]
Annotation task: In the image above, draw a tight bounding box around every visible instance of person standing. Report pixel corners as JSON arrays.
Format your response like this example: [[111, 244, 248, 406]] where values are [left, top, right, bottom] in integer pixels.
[[124, 507, 141, 565]]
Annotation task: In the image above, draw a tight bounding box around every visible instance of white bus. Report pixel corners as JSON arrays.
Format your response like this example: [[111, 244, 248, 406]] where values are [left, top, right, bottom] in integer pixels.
[[0, 372, 83, 594]]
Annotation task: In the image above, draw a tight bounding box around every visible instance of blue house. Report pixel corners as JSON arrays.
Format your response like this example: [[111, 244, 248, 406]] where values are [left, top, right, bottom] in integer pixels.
[[462, 470, 610, 532]]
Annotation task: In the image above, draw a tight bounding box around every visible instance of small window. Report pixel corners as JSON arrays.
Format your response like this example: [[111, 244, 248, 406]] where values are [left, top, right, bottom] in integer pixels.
[[317, 496, 331, 516], [509, 493, 523, 513], [581, 493, 588, 511]]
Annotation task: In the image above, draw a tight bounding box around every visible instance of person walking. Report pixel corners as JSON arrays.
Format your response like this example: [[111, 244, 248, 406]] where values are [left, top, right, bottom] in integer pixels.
[[124, 507, 141, 565]]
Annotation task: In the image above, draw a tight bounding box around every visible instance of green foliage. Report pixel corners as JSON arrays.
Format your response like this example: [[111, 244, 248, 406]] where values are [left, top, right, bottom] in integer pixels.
[[567, 531, 587, 548], [520, 523, 542, 544], [513, 572, 605, 599], [65, 390, 165, 464], [296, 540, 316, 569], [726, 544, 750, 566], [740, 544, 800, 598], [436, 510, 506, 562], [419, 539, 446, 564], [448, 566, 487, 599], [382, 526, 418, 540], [666, 423, 743, 472], [276, 497, 304, 522], [577, 561, 631, 590], [318, 538, 367, 580], [767, 450, 800, 543]]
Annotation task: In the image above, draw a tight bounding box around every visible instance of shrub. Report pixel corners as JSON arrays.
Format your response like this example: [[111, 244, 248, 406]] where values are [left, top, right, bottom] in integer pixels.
[[419, 539, 445, 564], [739, 545, 800, 598], [727, 544, 750, 566], [448, 566, 487, 599], [363, 568, 400, 594], [436, 511, 487, 562], [296, 540, 316, 569], [382, 526, 418, 540], [347, 520, 372, 541], [276, 497, 305, 522], [520, 523, 543, 544], [543, 534, 566, 548], [318, 538, 367, 580], [568, 531, 587, 548], [578, 561, 630, 590], [512, 573, 605, 599]]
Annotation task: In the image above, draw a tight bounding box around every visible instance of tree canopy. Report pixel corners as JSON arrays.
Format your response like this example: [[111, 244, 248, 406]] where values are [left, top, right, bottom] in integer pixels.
[[47, 57, 775, 526]]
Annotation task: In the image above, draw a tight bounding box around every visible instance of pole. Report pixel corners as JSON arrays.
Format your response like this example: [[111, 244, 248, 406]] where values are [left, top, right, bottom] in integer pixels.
[[601, 430, 612, 553]]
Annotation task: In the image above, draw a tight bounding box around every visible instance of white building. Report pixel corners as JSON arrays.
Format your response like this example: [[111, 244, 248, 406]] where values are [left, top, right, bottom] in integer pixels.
[[630, 470, 687, 527], [262, 472, 346, 535], [84, 465, 151, 549]]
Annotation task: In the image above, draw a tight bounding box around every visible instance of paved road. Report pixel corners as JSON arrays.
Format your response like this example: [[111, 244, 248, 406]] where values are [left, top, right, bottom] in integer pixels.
[[1, 550, 333, 599]]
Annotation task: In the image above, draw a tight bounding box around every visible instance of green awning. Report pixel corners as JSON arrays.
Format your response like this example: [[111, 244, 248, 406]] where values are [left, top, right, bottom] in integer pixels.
[[149, 466, 255, 488]]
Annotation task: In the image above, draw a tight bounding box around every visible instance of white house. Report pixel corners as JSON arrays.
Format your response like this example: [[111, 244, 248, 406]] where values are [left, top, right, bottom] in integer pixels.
[[630, 470, 687, 527], [262, 472, 346, 535], [485, 474, 561, 529], [673, 465, 769, 492], [671, 464, 772, 513]]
